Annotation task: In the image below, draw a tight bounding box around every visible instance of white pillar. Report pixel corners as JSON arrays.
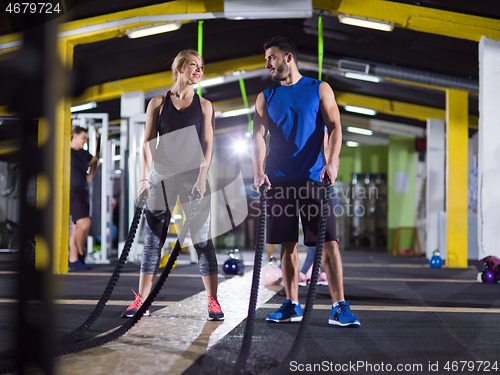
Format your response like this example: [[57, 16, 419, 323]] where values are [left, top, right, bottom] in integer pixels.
[[119, 92, 144, 259], [121, 91, 145, 118], [478, 37, 500, 259], [426, 119, 445, 259]]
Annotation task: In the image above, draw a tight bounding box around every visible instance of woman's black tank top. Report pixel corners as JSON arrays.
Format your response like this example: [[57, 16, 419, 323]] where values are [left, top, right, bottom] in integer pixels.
[[156, 91, 204, 138], [154, 91, 205, 176]]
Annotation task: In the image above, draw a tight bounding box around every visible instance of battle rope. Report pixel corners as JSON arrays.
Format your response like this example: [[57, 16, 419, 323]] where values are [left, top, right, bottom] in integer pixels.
[[232, 177, 330, 375], [232, 185, 267, 375], [51, 192, 198, 357], [0, 190, 198, 373], [0, 193, 148, 373], [279, 176, 331, 369], [58, 192, 148, 344]]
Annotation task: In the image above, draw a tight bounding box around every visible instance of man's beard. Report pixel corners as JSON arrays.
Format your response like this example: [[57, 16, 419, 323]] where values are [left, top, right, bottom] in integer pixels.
[[271, 61, 289, 82]]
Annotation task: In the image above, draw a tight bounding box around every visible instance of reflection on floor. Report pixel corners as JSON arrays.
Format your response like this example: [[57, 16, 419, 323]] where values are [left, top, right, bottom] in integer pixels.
[[55, 271, 276, 375]]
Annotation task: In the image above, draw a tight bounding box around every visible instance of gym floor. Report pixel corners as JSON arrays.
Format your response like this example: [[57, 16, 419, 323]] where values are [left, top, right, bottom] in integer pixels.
[[1, 249, 499, 375]]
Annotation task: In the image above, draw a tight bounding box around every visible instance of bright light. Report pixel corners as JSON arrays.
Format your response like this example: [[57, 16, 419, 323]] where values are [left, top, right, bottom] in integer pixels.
[[338, 14, 394, 32], [344, 72, 381, 83], [221, 107, 254, 118], [346, 141, 359, 147], [127, 22, 181, 39], [244, 132, 251, 138], [193, 76, 225, 89], [344, 105, 377, 116], [347, 126, 373, 136], [233, 138, 249, 154], [71, 101, 97, 113]]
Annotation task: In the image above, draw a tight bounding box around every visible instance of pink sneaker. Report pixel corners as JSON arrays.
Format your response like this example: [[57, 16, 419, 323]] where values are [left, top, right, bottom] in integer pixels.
[[208, 296, 225, 321], [121, 289, 151, 318], [305, 266, 328, 286], [298, 272, 309, 287], [317, 271, 328, 286]]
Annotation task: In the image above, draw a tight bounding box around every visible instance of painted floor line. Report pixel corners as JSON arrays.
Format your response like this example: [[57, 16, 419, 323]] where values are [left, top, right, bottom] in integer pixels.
[[343, 263, 476, 269], [0, 298, 174, 306], [344, 276, 478, 283]]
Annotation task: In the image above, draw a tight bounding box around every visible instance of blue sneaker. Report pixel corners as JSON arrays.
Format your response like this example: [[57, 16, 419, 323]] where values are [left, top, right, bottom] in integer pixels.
[[266, 299, 303, 323], [329, 301, 360, 327], [68, 260, 91, 271]]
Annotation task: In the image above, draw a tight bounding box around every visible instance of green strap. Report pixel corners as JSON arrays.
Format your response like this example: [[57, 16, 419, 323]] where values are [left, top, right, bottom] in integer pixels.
[[318, 16, 323, 81], [238, 74, 253, 132], [197, 20, 204, 96]]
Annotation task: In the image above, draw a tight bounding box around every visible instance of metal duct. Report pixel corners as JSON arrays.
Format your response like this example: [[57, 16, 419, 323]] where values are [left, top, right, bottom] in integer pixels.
[[298, 54, 479, 93]]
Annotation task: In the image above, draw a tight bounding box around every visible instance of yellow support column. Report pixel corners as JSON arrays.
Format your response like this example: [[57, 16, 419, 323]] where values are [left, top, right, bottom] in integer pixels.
[[445, 89, 468, 268], [50, 40, 73, 274]]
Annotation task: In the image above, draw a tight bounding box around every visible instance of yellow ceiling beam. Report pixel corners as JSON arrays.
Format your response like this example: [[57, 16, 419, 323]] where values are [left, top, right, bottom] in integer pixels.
[[0, 106, 15, 116], [72, 55, 263, 105], [2, 0, 499, 55], [335, 91, 478, 129], [0, 0, 224, 54], [213, 94, 258, 112], [58, 0, 221, 34], [203, 55, 264, 80], [73, 72, 173, 105], [383, 77, 478, 96], [313, 0, 500, 42]]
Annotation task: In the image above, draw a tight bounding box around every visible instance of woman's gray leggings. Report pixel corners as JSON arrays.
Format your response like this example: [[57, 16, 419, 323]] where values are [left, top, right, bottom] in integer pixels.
[[140, 172, 218, 277]]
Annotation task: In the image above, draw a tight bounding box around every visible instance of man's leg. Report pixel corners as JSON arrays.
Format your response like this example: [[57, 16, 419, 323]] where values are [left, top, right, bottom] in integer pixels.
[[69, 222, 79, 263], [321, 240, 344, 303], [74, 217, 90, 257], [266, 241, 303, 323], [322, 240, 360, 327], [280, 241, 299, 302]]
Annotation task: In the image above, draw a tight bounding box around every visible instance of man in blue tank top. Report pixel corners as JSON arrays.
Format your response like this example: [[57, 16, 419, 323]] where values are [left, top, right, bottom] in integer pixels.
[[252, 36, 360, 327]]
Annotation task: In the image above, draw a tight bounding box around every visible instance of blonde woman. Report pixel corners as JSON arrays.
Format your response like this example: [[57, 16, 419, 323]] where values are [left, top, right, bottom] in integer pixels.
[[122, 50, 223, 320]]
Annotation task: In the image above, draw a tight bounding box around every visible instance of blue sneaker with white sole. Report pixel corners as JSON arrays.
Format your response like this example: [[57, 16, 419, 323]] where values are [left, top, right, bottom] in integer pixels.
[[266, 299, 303, 323], [329, 301, 360, 327]]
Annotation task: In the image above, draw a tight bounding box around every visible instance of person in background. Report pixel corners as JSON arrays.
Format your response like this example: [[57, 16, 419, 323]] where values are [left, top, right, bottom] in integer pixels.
[[69, 126, 98, 271]]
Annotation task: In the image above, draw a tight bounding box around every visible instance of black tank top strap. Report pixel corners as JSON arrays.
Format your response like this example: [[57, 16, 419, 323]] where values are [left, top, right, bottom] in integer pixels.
[[156, 91, 204, 139]]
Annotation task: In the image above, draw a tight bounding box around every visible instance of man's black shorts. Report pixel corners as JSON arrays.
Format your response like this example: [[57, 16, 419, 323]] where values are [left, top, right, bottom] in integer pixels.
[[70, 189, 89, 223], [266, 180, 337, 246]]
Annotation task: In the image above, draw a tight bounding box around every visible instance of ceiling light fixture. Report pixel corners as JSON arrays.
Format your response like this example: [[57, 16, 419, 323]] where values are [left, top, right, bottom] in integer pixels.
[[338, 14, 394, 32], [220, 107, 254, 118], [193, 77, 225, 89], [71, 101, 97, 113], [344, 72, 381, 83], [344, 105, 377, 116], [127, 22, 181, 39], [347, 126, 373, 136], [346, 141, 359, 147]]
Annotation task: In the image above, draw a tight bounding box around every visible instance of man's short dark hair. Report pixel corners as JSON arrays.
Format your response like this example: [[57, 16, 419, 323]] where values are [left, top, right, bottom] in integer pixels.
[[263, 36, 298, 64], [71, 126, 88, 137]]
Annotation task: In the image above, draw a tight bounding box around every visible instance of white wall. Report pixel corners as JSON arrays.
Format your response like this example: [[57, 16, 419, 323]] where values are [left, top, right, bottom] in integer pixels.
[[426, 119, 445, 259], [478, 37, 500, 259]]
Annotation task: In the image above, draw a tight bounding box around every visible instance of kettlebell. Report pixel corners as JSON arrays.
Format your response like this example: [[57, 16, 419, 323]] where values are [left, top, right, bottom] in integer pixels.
[[429, 249, 443, 269], [262, 256, 283, 285], [223, 249, 244, 275]]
